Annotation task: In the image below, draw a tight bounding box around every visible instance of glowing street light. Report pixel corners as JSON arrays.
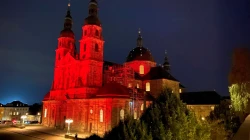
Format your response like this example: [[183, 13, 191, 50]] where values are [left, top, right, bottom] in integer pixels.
[[65, 119, 73, 135], [21, 115, 27, 125]]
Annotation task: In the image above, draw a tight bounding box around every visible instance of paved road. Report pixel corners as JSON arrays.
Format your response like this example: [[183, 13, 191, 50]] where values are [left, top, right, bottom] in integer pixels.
[[0, 125, 68, 140]]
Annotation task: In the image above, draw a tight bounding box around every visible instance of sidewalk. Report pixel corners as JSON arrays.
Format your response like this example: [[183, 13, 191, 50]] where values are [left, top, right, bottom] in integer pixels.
[[24, 125, 90, 139]]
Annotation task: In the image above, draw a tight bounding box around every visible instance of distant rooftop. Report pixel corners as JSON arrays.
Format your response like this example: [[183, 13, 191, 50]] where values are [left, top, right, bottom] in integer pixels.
[[180, 91, 221, 105], [5, 100, 28, 107]]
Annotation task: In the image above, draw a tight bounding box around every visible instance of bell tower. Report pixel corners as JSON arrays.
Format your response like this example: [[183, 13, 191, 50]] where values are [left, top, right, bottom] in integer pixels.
[[55, 2, 76, 66], [79, 0, 104, 87]]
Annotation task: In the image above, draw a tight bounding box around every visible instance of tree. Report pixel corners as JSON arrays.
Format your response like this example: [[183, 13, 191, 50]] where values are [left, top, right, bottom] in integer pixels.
[[102, 89, 211, 140], [229, 83, 250, 113], [103, 116, 152, 140], [209, 100, 241, 139], [228, 48, 250, 114], [140, 89, 210, 140]]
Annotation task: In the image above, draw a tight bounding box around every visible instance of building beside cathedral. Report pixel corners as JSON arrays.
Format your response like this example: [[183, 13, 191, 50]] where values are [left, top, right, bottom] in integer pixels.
[[42, 0, 218, 136]]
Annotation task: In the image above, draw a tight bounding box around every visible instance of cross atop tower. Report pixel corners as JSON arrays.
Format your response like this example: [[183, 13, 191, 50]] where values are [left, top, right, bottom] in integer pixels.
[[163, 50, 171, 73], [137, 28, 143, 47]]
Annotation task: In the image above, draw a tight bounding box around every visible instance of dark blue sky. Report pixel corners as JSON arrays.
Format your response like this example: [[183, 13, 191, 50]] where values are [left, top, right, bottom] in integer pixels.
[[0, 0, 250, 104]]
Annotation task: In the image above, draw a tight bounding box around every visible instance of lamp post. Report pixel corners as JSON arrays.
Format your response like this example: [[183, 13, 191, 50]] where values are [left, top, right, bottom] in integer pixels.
[[21, 115, 27, 126], [65, 119, 73, 135]]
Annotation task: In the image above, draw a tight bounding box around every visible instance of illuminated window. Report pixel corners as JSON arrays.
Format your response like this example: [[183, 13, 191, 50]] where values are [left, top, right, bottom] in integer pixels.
[[128, 83, 132, 88], [84, 44, 86, 52], [26, 113, 28, 115], [44, 109, 47, 118], [95, 44, 99, 52], [141, 104, 144, 111], [120, 109, 124, 120], [179, 89, 182, 93], [17, 112, 19, 115], [100, 109, 103, 122], [134, 111, 137, 119], [90, 109, 93, 114], [13, 112, 16, 115], [146, 82, 150, 91], [139, 65, 144, 74], [211, 106, 214, 110], [136, 83, 139, 88]]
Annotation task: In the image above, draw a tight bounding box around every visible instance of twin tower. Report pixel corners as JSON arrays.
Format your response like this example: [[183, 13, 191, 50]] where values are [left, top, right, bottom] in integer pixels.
[[53, 0, 104, 92]]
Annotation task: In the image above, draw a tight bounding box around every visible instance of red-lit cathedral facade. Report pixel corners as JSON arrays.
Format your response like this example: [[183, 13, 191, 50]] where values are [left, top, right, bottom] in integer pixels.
[[42, 0, 185, 135]]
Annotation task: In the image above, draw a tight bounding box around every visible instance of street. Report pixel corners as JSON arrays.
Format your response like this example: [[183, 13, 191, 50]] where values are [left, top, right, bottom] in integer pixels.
[[0, 124, 72, 140]]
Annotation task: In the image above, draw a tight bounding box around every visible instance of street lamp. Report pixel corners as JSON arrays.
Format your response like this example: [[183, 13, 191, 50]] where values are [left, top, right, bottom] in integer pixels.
[[65, 119, 73, 135], [21, 115, 27, 126]]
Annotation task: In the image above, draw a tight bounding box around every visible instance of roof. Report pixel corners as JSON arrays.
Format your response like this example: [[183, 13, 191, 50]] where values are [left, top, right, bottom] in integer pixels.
[[5, 101, 28, 107], [104, 61, 122, 67], [95, 82, 131, 98], [126, 47, 155, 62], [180, 91, 221, 105], [179, 84, 185, 88], [43, 92, 50, 101], [142, 66, 179, 81]]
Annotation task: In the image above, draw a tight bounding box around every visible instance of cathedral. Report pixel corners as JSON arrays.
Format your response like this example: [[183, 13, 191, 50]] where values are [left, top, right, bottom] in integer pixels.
[[42, 0, 186, 135]]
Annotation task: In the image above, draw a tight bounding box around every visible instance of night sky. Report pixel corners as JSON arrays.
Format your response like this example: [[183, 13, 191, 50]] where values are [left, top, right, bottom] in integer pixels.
[[0, 0, 250, 104]]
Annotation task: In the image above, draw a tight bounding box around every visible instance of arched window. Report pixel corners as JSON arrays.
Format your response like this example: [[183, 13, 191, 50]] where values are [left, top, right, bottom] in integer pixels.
[[128, 83, 132, 88], [139, 65, 144, 74], [120, 109, 124, 120], [85, 30, 87, 35], [100, 109, 103, 122], [136, 83, 139, 88], [141, 104, 144, 111], [84, 44, 86, 52], [146, 82, 150, 91], [95, 44, 99, 52], [44, 109, 47, 118], [90, 109, 93, 114], [95, 30, 99, 36], [134, 111, 137, 119]]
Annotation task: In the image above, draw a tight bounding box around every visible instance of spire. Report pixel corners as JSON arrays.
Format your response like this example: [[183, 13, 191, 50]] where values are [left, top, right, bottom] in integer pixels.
[[163, 50, 171, 72], [89, 0, 98, 16], [137, 28, 143, 47], [59, 1, 74, 39], [64, 0, 72, 30]]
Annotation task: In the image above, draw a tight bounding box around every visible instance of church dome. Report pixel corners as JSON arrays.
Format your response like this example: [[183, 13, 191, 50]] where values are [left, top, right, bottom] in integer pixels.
[[60, 29, 75, 39], [96, 82, 131, 98], [126, 47, 155, 62]]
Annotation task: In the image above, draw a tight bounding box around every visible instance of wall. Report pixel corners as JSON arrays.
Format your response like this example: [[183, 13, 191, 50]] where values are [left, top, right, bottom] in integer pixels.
[[2, 107, 29, 121], [187, 105, 215, 120], [0, 107, 4, 120]]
